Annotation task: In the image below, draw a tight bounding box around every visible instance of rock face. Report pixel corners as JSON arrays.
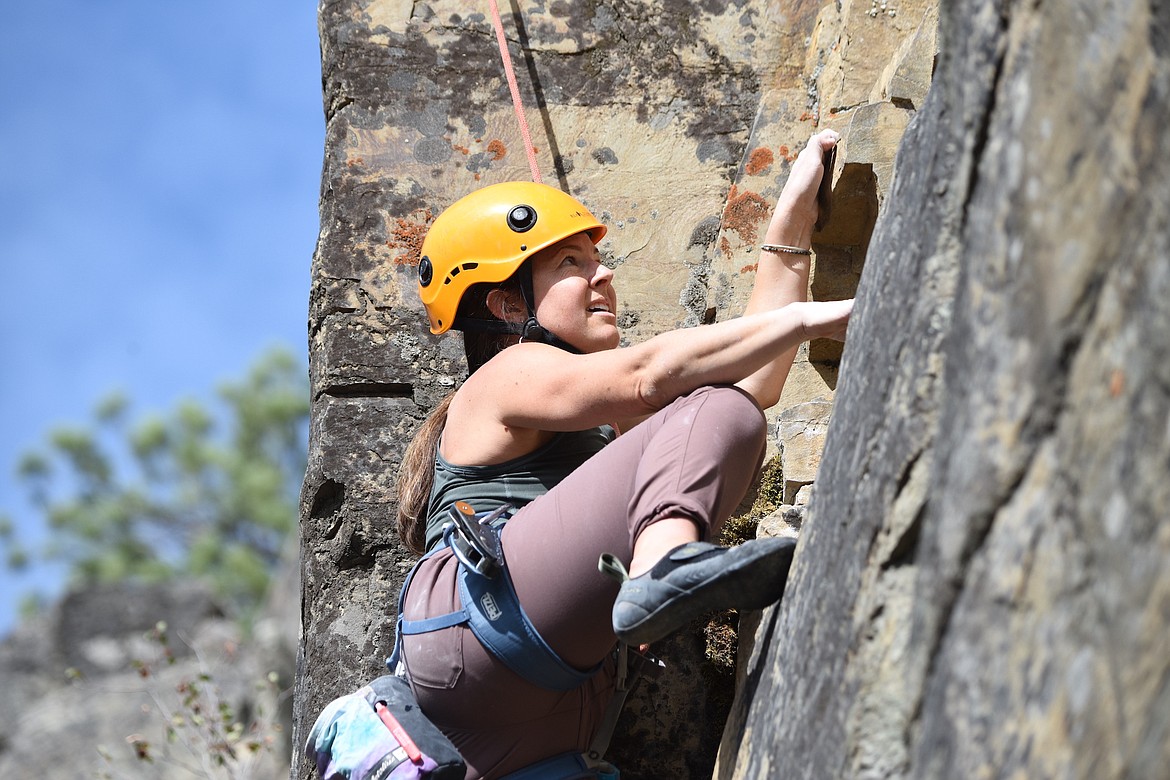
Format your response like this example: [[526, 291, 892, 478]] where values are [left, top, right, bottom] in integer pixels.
[[0, 573, 297, 778], [303, 3, 1170, 779], [298, 0, 936, 778], [723, 1, 1170, 778]]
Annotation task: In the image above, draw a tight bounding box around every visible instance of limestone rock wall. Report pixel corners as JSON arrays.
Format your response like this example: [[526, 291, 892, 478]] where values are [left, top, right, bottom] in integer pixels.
[[726, 0, 1170, 777], [299, 1, 935, 777]]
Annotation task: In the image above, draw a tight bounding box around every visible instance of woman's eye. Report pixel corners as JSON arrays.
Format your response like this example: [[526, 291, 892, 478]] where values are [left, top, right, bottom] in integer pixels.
[[561, 256, 578, 267]]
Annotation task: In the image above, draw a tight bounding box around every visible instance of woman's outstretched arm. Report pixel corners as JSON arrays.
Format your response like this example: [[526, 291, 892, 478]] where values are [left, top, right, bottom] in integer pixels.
[[464, 297, 852, 436], [735, 129, 841, 409]]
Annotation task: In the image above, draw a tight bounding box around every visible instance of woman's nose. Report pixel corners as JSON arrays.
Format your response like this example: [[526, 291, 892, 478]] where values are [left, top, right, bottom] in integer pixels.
[[592, 260, 614, 286]]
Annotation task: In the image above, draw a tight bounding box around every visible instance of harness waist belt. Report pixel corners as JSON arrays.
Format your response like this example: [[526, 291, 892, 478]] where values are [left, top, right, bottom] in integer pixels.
[[388, 507, 601, 692]]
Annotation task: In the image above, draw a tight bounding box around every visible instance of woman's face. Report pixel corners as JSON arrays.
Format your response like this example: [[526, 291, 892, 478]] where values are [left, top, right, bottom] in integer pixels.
[[528, 232, 619, 353]]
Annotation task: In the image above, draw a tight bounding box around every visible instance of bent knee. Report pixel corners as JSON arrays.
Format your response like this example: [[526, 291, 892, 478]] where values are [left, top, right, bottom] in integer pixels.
[[687, 385, 767, 443]]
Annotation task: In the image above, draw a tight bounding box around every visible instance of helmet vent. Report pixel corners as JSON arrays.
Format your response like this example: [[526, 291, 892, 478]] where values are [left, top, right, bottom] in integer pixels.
[[507, 205, 538, 233], [418, 256, 433, 286], [443, 262, 479, 286]]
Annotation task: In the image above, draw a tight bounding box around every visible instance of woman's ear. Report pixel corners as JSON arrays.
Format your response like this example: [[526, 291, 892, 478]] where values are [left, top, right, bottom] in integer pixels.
[[486, 289, 524, 323]]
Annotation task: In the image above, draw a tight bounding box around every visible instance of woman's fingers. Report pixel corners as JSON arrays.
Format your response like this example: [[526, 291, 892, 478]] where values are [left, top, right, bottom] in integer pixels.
[[799, 298, 854, 341], [802, 129, 835, 156], [776, 130, 841, 216], [795, 130, 840, 179]]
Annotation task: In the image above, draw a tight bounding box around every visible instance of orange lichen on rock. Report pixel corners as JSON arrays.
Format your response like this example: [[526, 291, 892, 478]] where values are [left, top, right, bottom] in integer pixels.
[[1110, 369, 1125, 397], [387, 208, 434, 265], [745, 147, 774, 176], [453, 144, 470, 155], [487, 139, 507, 161], [722, 185, 772, 243], [740, 263, 759, 273]]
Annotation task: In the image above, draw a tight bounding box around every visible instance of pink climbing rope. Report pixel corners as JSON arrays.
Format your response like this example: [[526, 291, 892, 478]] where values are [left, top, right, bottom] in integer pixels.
[[487, 0, 543, 184]]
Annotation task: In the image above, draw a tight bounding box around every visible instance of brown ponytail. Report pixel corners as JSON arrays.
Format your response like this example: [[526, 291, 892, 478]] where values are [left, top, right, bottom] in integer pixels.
[[395, 279, 523, 555], [395, 391, 454, 555]]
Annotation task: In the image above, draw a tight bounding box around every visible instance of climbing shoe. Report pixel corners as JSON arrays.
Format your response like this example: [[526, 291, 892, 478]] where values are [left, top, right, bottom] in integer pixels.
[[608, 538, 796, 646]]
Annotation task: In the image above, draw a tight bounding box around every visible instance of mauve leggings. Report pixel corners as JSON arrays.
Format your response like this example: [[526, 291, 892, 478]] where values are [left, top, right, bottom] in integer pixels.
[[398, 385, 767, 779]]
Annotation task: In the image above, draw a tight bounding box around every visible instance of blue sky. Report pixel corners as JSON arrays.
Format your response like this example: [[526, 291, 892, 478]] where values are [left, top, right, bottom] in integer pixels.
[[0, 1, 323, 635]]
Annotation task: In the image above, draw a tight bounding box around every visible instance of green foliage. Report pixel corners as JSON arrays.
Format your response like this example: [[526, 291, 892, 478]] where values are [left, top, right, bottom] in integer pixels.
[[2, 348, 309, 620], [0, 513, 28, 570], [708, 455, 787, 671], [718, 454, 785, 547]]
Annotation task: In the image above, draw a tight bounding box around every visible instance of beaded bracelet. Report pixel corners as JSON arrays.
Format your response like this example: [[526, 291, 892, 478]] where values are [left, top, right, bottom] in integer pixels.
[[760, 243, 812, 256]]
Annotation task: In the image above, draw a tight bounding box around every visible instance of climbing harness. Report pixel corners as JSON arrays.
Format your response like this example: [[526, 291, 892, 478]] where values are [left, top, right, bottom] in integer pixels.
[[386, 502, 663, 777], [390, 501, 601, 690], [390, 502, 598, 689]]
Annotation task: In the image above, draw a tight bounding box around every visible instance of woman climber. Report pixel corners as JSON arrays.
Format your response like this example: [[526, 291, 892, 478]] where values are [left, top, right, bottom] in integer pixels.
[[390, 128, 850, 778]]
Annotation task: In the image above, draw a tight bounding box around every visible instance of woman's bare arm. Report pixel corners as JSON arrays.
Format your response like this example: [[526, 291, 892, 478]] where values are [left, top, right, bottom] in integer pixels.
[[735, 129, 841, 408], [460, 296, 852, 435]]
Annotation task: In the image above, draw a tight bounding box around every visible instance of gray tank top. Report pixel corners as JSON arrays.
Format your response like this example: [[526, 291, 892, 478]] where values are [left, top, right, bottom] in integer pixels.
[[423, 425, 616, 552]]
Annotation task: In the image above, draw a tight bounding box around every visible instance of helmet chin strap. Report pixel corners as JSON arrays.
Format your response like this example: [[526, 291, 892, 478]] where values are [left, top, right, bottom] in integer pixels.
[[518, 316, 582, 354], [514, 261, 582, 354], [452, 262, 583, 356], [449, 315, 583, 355]]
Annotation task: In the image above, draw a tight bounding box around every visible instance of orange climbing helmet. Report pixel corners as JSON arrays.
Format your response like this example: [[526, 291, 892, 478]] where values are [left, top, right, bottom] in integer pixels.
[[417, 181, 607, 335]]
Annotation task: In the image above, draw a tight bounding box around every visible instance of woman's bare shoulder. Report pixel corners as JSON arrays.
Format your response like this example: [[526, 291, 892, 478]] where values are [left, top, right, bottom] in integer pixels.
[[442, 351, 553, 465]]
